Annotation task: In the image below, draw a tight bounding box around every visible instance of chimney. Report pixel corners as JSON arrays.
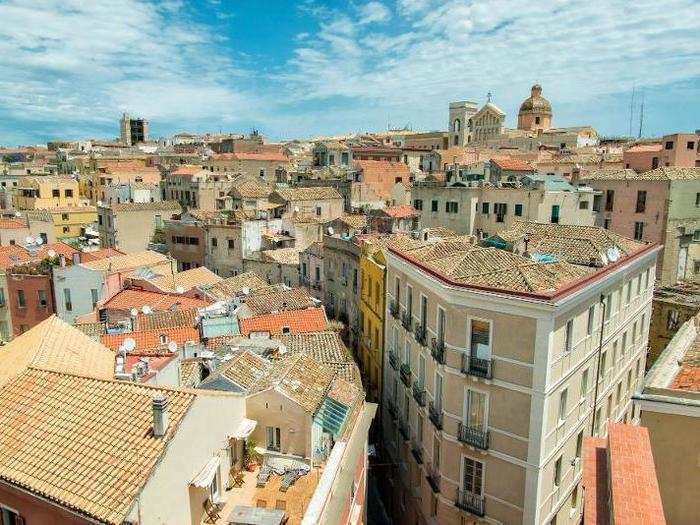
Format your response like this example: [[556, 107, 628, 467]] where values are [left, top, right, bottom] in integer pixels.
[[152, 394, 169, 437]]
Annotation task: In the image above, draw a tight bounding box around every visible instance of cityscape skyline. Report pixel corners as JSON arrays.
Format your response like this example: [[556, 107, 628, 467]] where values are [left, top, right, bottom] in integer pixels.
[[1, 0, 699, 145]]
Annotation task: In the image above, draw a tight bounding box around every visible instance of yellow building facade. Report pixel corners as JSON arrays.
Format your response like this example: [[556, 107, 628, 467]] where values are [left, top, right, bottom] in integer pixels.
[[49, 206, 98, 239], [13, 176, 81, 210], [359, 240, 386, 402]]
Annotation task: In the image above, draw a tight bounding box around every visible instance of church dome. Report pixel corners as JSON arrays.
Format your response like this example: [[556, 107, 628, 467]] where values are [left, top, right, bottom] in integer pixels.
[[519, 84, 552, 115]]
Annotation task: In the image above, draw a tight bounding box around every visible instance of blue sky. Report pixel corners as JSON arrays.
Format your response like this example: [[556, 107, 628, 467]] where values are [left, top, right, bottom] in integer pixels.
[[1, 0, 699, 146]]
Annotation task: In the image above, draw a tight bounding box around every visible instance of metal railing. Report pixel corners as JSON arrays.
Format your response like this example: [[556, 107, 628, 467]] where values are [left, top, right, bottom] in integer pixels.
[[461, 354, 493, 379], [387, 399, 398, 421], [401, 311, 412, 330], [457, 423, 490, 450], [412, 381, 426, 407], [428, 401, 443, 430], [426, 465, 441, 493], [455, 490, 485, 517], [399, 418, 410, 441], [388, 350, 399, 370], [411, 442, 424, 464], [431, 338, 446, 364], [389, 300, 399, 319], [414, 323, 427, 346], [400, 363, 412, 387]]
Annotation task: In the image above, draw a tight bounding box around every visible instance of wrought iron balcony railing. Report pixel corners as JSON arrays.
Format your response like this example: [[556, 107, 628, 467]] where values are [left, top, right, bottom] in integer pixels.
[[455, 490, 485, 517], [431, 338, 446, 365], [426, 464, 441, 493], [389, 300, 399, 319], [414, 323, 427, 346], [401, 311, 413, 331], [411, 442, 424, 464], [428, 401, 443, 430], [412, 381, 426, 407], [457, 423, 490, 450], [388, 350, 399, 370], [400, 363, 412, 387], [461, 354, 493, 379]]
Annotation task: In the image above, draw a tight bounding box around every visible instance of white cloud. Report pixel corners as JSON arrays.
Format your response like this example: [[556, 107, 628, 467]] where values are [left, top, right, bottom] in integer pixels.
[[358, 2, 391, 24]]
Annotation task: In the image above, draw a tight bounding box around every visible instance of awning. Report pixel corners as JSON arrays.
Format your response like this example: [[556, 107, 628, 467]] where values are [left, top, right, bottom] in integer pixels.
[[190, 456, 220, 488], [230, 417, 257, 439]]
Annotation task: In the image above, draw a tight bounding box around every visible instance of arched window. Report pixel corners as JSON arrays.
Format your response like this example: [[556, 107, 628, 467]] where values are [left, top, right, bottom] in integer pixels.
[[453, 118, 461, 132]]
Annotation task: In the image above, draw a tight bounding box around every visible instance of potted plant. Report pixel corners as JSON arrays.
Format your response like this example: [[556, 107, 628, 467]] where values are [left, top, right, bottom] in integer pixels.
[[243, 439, 260, 471]]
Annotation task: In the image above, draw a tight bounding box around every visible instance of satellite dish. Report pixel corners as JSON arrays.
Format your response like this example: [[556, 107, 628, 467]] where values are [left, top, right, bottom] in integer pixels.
[[130, 308, 139, 317], [167, 341, 178, 353], [327, 226, 334, 235], [47, 249, 56, 258], [294, 206, 300, 213], [14, 211, 21, 217], [175, 285, 185, 294], [142, 305, 152, 314], [35, 237, 43, 245], [241, 286, 250, 295], [123, 337, 136, 352], [97, 200, 103, 206], [606, 247, 620, 262], [25, 236, 34, 245], [600, 252, 608, 265]]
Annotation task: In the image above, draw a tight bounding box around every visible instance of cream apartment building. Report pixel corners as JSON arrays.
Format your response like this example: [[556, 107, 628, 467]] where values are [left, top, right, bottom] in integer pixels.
[[380, 222, 658, 525], [412, 178, 595, 237]]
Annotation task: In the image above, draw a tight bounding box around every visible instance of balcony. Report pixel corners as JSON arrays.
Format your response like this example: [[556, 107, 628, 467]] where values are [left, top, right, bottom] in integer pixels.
[[457, 423, 490, 450], [399, 418, 410, 441], [455, 490, 485, 517], [431, 338, 446, 365], [428, 401, 443, 430], [414, 323, 427, 346], [389, 300, 399, 319], [387, 399, 398, 421], [411, 442, 424, 464], [426, 465, 441, 493], [388, 350, 399, 370], [412, 381, 426, 407], [401, 311, 412, 331], [461, 354, 493, 379], [400, 363, 412, 387]]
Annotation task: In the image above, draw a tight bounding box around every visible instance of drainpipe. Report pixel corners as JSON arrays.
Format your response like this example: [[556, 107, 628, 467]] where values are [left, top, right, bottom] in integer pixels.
[[590, 294, 607, 435]]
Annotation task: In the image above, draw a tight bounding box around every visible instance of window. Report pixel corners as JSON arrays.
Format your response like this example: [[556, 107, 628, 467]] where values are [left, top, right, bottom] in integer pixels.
[[16, 290, 25, 308], [581, 368, 589, 399], [52, 188, 60, 197], [604, 218, 611, 230], [64, 288, 72, 311], [558, 388, 568, 421], [616, 382, 622, 405], [601, 350, 607, 376], [91, 288, 98, 308], [550, 205, 560, 224], [605, 189, 615, 211], [621, 332, 627, 355], [465, 389, 487, 430], [696, 193, 700, 208], [211, 237, 217, 248], [635, 190, 647, 213], [688, 141, 696, 150], [595, 407, 603, 435], [665, 140, 674, 150], [470, 319, 491, 359], [414, 199, 423, 210], [0, 288, 4, 306], [482, 202, 489, 214], [446, 201, 459, 213], [65, 188, 73, 197], [61, 213, 69, 221], [634, 221, 644, 241], [37, 289, 47, 307], [571, 484, 579, 509], [579, 200, 589, 209], [431, 200, 438, 212], [227, 239, 234, 250], [652, 156, 659, 169], [576, 431, 584, 460], [592, 194, 601, 212], [535, 116, 541, 125], [494, 203, 507, 222], [667, 309, 680, 330], [462, 457, 484, 497], [565, 319, 574, 351], [514, 203, 523, 216], [1, 505, 22, 525], [587, 305, 595, 335], [553, 456, 562, 487], [266, 426, 281, 451], [604, 294, 612, 321]]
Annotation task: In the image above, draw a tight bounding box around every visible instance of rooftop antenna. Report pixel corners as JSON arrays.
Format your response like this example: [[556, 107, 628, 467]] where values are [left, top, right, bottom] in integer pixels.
[[628, 85, 636, 137], [487, 92, 492, 103], [638, 90, 645, 139]]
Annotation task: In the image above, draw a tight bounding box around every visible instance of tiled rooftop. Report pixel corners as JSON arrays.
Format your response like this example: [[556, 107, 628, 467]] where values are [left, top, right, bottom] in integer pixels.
[[200, 271, 268, 301], [583, 166, 700, 181], [273, 186, 343, 201], [0, 315, 115, 387], [381, 205, 420, 219], [0, 244, 33, 270], [135, 307, 198, 331], [101, 325, 200, 352], [492, 157, 534, 171], [0, 368, 195, 524], [239, 307, 328, 336], [261, 247, 302, 265], [147, 266, 221, 293], [81, 250, 170, 273], [103, 288, 210, 311], [105, 201, 181, 212], [243, 286, 317, 315]]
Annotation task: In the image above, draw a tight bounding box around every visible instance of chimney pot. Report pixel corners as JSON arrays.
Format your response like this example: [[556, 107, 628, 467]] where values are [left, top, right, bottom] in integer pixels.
[[152, 394, 169, 437]]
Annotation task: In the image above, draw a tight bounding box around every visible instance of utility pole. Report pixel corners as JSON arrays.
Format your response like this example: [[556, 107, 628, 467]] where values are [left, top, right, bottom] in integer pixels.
[[638, 90, 645, 139]]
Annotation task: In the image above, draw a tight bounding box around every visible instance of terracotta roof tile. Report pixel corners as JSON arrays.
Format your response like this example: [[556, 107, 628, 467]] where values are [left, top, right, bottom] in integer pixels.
[[0, 219, 26, 229], [492, 157, 534, 171], [147, 266, 221, 293], [239, 307, 327, 336], [382, 205, 420, 218], [243, 287, 317, 315], [0, 367, 195, 524], [273, 186, 343, 201], [0, 245, 32, 270], [101, 325, 200, 352], [200, 272, 268, 301], [104, 201, 181, 212], [135, 308, 198, 331], [81, 250, 169, 273], [103, 289, 209, 311]]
